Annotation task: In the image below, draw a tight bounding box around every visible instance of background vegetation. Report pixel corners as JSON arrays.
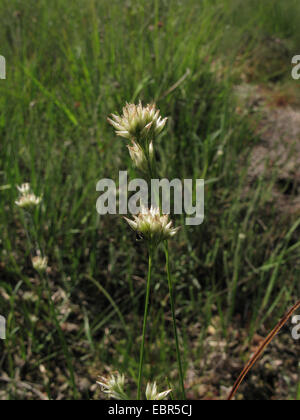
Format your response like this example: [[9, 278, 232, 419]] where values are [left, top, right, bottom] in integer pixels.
[[0, 0, 299, 400]]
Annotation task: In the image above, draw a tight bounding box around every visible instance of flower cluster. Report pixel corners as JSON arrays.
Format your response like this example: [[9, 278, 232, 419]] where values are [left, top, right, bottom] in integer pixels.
[[97, 373, 172, 401], [145, 382, 172, 400], [124, 206, 179, 246], [108, 102, 167, 143], [108, 102, 166, 173], [15, 183, 42, 210], [32, 255, 48, 273], [97, 374, 128, 400]]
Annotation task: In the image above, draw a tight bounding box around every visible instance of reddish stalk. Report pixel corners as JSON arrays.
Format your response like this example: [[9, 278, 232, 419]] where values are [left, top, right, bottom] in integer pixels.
[[228, 300, 300, 401]]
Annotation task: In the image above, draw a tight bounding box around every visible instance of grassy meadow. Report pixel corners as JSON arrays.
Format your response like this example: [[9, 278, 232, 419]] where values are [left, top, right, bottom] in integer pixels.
[[0, 0, 299, 400]]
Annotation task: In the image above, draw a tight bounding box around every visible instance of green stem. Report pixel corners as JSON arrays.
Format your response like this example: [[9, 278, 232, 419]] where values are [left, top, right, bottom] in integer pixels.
[[137, 248, 153, 400], [164, 241, 186, 400]]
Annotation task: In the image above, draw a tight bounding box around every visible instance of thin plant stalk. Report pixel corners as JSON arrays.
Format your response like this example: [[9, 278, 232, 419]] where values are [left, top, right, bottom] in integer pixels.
[[137, 247, 153, 400], [164, 241, 186, 400], [147, 149, 185, 399], [227, 235, 242, 324], [228, 300, 300, 401]]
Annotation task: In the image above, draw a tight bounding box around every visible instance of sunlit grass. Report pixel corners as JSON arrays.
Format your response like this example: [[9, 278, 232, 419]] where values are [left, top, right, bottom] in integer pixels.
[[0, 0, 299, 400]]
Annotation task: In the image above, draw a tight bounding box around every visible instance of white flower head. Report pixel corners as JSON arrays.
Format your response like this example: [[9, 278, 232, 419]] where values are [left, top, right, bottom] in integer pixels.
[[15, 194, 42, 209], [108, 101, 167, 143], [15, 183, 42, 210], [97, 373, 128, 400], [124, 206, 180, 246], [32, 255, 48, 273], [146, 382, 172, 400]]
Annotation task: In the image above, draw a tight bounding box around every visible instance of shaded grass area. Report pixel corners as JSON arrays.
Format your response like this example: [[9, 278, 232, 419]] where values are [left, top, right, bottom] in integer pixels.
[[0, 0, 299, 399]]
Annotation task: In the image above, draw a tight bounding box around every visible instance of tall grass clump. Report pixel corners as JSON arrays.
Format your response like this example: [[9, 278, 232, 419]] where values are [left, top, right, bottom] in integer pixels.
[[0, 0, 299, 400]]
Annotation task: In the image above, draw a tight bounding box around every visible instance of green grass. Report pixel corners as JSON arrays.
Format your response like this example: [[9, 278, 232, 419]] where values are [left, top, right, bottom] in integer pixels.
[[0, 0, 299, 400]]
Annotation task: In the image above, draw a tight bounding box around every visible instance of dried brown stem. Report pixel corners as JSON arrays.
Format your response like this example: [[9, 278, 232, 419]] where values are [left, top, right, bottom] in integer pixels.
[[228, 300, 300, 401]]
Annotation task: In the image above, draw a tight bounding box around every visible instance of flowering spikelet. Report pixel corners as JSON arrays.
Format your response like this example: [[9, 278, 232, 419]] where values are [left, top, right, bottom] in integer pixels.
[[124, 206, 180, 245], [108, 102, 167, 143], [32, 255, 48, 273], [127, 141, 154, 173], [97, 374, 128, 400], [127, 141, 147, 172], [15, 183, 42, 210], [145, 382, 172, 400]]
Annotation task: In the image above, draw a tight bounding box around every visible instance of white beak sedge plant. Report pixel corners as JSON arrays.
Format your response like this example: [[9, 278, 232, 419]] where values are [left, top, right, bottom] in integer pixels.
[[107, 104, 300, 402], [106, 102, 186, 400]]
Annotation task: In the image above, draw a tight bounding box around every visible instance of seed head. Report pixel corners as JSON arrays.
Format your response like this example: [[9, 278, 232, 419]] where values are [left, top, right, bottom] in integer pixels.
[[97, 374, 128, 400], [124, 207, 180, 245], [108, 102, 167, 143], [146, 382, 172, 400], [32, 256, 48, 273]]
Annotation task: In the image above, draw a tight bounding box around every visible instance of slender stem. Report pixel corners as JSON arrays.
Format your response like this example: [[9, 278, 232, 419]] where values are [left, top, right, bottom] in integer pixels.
[[137, 248, 153, 400], [228, 300, 300, 401], [164, 241, 186, 400]]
